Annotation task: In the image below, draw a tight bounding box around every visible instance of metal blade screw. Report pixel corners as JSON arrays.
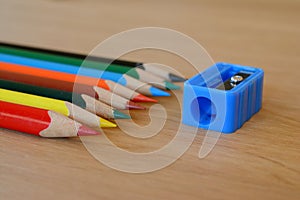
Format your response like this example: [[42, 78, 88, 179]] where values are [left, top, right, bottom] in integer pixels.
[[230, 75, 244, 87]]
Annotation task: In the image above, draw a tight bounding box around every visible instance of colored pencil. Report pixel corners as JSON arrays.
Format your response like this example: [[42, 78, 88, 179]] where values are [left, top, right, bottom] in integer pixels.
[[92, 86, 145, 110], [0, 77, 143, 111], [0, 62, 156, 107], [136, 63, 186, 82], [0, 46, 180, 90], [99, 79, 157, 102], [0, 79, 132, 119], [0, 101, 100, 137], [0, 61, 157, 102], [0, 42, 185, 83], [0, 88, 117, 129], [0, 53, 170, 97]]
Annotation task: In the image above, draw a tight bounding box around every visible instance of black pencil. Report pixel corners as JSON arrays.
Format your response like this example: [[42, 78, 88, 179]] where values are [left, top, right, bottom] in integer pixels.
[[0, 41, 186, 82]]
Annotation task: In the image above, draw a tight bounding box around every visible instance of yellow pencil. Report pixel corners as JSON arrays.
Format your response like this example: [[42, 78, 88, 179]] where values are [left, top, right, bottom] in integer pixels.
[[0, 88, 116, 129]]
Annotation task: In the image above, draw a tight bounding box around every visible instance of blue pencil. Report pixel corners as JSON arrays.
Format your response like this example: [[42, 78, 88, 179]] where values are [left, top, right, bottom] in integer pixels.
[[0, 53, 170, 97]]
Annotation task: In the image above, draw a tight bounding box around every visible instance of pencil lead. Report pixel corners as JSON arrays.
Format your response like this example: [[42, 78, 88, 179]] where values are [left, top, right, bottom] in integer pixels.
[[149, 87, 170, 97], [169, 73, 187, 82], [77, 125, 101, 136], [164, 81, 181, 90], [113, 110, 131, 119], [99, 118, 117, 128], [132, 94, 158, 103], [126, 101, 146, 110]]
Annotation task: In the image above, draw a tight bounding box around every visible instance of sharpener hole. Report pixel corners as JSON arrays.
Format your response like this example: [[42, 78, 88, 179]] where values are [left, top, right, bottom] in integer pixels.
[[191, 97, 216, 125]]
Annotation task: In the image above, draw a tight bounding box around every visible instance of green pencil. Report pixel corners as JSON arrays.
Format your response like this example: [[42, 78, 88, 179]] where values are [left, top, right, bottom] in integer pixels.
[[0, 45, 180, 90], [0, 79, 130, 119]]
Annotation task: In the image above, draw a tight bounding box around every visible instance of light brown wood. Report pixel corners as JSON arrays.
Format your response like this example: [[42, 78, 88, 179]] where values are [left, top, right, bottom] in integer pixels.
[[40, 111, 80, 138], [104, 80, 142, 101], [81, 94, 117, 119], [93, 86, 131, 110], [0, 0, 299, 199]]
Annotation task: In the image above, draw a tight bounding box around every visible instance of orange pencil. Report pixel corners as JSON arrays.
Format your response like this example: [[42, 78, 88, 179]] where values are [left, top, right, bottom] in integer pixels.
[[0, 61, 157, 102]]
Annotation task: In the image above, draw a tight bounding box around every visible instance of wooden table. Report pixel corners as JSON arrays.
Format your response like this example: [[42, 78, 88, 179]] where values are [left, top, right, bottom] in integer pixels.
[[1, 0, 299, 199]]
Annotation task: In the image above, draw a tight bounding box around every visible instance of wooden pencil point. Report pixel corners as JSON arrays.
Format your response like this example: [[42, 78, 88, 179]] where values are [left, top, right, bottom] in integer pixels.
[[132, 94, 158, 103], [127, 101, 146, 110], [77, 125, 100, 136]]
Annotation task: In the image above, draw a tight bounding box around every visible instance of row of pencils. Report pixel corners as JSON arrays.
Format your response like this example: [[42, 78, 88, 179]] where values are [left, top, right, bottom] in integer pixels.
[[0, 42, 186, 138]]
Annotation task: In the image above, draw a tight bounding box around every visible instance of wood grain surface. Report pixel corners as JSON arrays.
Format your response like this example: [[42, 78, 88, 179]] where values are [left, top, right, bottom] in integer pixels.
[[0, 0, 299, 199]]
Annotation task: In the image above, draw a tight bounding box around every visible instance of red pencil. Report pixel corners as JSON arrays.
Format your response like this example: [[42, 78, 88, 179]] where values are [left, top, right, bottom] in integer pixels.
[[0, 100, 101, 137]]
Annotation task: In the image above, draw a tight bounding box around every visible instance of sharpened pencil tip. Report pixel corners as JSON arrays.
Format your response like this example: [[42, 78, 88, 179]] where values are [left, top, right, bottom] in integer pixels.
[[132, 94, 158, 103], [127, 101, 146, 110], [77, 125, 101, 136], [149, 87, 171, 97], [164, 81, 181, 90], [169, 73, 187, 82], [99, 118, 117, 128], [113, 110, 131, 119]]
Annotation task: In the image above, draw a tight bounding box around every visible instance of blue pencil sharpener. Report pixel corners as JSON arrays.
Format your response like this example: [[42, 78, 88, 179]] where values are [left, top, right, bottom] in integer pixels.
[[182, 62, 264, 133]]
